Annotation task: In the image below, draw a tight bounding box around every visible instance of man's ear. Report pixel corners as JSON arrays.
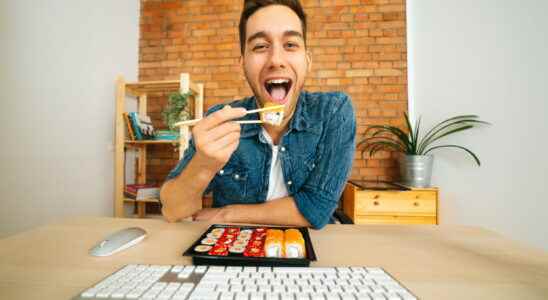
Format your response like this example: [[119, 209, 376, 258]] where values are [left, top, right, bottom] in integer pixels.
[[306, 51, 312, 73]]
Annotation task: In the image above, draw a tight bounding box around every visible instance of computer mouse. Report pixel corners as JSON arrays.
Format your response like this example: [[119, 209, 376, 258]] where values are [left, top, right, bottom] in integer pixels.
[[89, 227, 147, 257]]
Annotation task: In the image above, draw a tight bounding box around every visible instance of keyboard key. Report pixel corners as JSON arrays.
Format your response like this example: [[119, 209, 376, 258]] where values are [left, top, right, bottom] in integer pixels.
[[310, 293, 326, 300], [250, 292, 265, 300], [190, 291, 220, 300], [266, 293, 280, 300], [234, 291, 250, 300], [220, 292, 236, 300], [171, 265, 184, 273]]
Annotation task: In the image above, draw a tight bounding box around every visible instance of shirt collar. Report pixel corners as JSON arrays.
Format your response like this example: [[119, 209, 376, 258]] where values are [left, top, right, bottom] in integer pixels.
[[240, 91, 312, 139]]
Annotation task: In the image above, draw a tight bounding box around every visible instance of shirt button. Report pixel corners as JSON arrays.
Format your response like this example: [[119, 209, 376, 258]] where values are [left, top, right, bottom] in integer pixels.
[[234, 174, 240, 180], [280, 147, 286, 152], [287, 181, 292, 186], [219, 169, 224, 175]]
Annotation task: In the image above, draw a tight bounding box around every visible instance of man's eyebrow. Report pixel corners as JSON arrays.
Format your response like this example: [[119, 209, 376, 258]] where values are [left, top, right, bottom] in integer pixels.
[[247, 31, 268, 44], [283, 30, 303, 39], [246, 30, 304, 44]]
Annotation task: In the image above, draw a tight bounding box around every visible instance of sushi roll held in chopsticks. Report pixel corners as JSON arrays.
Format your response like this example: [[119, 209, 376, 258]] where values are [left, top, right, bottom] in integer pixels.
[[264, 229, 284, 258], [284, 229, 306, 258], [260, 102, 285, 126]]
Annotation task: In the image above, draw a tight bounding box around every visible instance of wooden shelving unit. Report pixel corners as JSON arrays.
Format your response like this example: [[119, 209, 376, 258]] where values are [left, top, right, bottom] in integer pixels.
[[114, 73, 203, 218]]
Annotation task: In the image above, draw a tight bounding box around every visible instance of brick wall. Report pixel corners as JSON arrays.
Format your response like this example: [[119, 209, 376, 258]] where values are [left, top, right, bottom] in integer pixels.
[[139, 0, 407, 184]]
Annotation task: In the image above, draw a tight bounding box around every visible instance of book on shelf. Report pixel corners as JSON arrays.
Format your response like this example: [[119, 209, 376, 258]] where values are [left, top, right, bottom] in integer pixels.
[[127, 112, 155, 140], [123, 113, 136, 140], [124, 183, 160, 201], [154, 130, 179, 141]]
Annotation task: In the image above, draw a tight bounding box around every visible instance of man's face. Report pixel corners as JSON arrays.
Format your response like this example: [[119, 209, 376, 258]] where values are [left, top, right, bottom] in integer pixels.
[[242, 5, 310, 126]]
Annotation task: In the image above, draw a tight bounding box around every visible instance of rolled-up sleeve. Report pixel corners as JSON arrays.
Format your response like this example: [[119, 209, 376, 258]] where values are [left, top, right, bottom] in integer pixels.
[[293, 94, 356, 229], [164, 103, 227, 192], [164, 137, 216, 195]]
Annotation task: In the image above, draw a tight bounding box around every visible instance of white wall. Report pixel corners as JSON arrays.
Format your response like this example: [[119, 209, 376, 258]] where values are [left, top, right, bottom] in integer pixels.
[[0, 0, 139, 237], [408, 0, 548, 250]]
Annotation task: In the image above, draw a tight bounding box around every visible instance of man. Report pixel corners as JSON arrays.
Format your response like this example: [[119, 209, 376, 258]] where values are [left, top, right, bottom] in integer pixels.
[[160, 0, 355, 229]]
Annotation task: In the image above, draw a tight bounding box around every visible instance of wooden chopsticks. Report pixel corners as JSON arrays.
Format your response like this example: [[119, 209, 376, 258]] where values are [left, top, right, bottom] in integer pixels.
[[173, 105, 284, 127]]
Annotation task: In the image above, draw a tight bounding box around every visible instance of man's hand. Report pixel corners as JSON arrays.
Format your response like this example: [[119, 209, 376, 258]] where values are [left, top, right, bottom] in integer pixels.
[[192, 207, 227, 223], [192, 105, 247, 173]]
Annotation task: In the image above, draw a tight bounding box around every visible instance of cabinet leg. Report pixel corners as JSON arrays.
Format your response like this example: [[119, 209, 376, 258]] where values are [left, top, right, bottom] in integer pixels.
[[137, 202, 146, 218]]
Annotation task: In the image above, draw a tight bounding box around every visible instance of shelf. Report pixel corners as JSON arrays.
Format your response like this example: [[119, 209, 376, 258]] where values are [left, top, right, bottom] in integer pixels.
[[125, 140, 178, 145], [125, 80, 202, 97], [124, 197, 160, 204], [115, 73, 203, 218]]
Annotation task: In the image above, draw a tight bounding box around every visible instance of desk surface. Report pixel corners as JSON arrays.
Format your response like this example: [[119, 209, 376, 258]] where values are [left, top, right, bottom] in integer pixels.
[[0, 217, 547, 300]]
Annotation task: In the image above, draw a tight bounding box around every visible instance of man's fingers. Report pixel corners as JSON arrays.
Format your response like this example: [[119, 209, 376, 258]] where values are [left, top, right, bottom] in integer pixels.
[[213, 139, 240, 160], [200, 106, 247, 130], [194, 121, 240, 149], [209, 131, 241, 153]]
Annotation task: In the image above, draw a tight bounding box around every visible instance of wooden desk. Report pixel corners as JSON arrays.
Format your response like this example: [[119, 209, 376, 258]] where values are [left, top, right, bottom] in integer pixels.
[[0, 217, 547, 300]]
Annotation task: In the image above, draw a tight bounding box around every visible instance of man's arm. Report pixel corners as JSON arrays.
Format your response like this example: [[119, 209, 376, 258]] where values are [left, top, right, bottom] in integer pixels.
[[160, 157, 217, 222], [161, 106, 247, 222], [194, 197, 311, 227]]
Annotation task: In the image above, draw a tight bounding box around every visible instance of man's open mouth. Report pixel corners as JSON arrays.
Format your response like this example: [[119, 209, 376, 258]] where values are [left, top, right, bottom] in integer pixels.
[[264, 78, 293, 104]]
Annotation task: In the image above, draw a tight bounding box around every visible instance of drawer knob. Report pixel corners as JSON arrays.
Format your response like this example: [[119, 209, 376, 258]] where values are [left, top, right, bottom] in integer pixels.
[[413, 202, 420, 207], [373, 195, 380, 199], [415, 195, 420, 199], [373, 201, 380, 206]]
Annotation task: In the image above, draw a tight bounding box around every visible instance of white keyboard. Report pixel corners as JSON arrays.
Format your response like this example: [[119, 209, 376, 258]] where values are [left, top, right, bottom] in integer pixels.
[[73, 264, 417, 300]]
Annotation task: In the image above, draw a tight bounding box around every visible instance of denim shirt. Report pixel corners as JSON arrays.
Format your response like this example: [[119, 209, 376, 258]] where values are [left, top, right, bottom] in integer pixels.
[[166, 91, 356, 229]]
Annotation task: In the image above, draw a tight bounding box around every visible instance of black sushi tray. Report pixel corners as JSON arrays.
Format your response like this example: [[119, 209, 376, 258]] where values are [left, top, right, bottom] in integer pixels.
[[182, 224, 317, 267]]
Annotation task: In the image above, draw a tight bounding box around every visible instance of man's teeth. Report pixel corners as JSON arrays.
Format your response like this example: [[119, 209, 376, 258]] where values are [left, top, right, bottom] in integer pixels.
[[267, 79, 289, 84]]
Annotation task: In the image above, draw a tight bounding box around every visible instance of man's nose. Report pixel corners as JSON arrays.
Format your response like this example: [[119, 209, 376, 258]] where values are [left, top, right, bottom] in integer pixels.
[[268, 44, 286, 69]]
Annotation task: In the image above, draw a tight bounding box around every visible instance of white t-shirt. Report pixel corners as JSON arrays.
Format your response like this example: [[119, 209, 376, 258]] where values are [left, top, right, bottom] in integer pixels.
[[262, 128, 289, 201]]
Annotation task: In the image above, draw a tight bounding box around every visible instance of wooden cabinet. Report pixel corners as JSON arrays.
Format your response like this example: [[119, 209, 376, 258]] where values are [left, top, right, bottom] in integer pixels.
[[342, 182, 438, 225], [114, 74, 203, 218]]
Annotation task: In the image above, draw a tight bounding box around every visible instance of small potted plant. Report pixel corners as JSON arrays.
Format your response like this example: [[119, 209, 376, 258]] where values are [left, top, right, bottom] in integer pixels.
[[162, 91, 192, 131], [358, 113, 490, 187]]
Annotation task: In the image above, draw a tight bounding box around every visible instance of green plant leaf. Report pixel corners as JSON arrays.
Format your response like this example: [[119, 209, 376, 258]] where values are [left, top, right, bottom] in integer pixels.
[[163, 91, 192, 130], [367, 142, 401, 157], [358, 137, 405, 154], [364, 125, 412, 153], [419, 115, 480, 151], [420, 124, 474, 153], [418, 118, 490, 154], [424, 144, 481, 166], [403, 112, 421, 154], [412, 116, 421, 154]]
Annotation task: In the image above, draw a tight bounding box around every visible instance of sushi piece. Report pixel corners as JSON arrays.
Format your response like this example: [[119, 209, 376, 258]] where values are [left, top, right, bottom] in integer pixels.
[[225, 227, 240, 235], [260, 102, 285, 126], [208, 244, 229, 256], [232, 240, 248, 248], [240, 229, 253, 235], [243, 245, 264, 257], [201, 237, 217, 245], [229, 245, 246, 254], [265, 229, 284, 258], [284, 229, 306, 259], [194, 245, 212, 253], [208, 228, 225, 238]]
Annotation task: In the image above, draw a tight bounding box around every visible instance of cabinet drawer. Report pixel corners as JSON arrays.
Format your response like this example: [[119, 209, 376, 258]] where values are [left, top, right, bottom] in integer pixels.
[[355, 191, 437, 216], [355, 215, 437, 225]]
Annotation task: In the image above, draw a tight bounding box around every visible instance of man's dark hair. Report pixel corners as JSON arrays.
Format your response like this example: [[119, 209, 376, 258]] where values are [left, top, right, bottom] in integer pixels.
[[238, 0, 307, 55]]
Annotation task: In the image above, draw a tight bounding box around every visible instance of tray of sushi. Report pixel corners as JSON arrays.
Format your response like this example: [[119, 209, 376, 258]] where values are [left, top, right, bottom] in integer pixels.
[[182, 224, 317, 266]]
